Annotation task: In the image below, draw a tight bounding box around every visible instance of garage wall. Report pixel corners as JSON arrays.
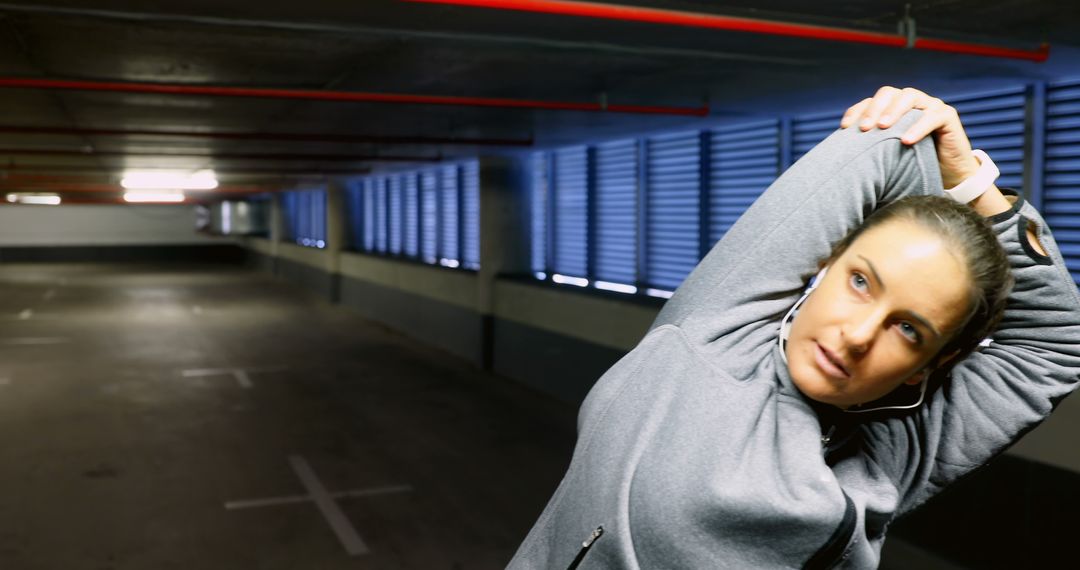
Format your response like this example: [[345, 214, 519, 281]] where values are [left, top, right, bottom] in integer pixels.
[[0, 205, 221, 246], [0, 204, 241, 262]]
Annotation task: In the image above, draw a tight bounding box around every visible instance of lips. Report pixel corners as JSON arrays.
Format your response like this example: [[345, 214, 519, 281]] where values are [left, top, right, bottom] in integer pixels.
[[814, 343, 850, 379]]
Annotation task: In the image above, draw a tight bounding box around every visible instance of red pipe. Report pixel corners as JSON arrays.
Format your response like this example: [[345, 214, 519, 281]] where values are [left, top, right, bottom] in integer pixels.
[[406, 0, 1050, 62], [0, 124, 533, 147], [0, 147, 439, 162], [0, 164, 372, 176], [0, 78, 708, 117]]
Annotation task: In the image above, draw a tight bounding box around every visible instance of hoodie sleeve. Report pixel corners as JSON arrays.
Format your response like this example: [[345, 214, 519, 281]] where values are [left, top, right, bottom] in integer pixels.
[[650, 111, 943, 345], [861, 195, 1080, 516]]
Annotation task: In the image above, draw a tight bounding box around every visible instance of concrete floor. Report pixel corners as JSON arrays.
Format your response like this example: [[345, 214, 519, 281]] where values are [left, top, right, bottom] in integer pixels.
[[0, 262, 967, 569], [0, 263, 576, 570]]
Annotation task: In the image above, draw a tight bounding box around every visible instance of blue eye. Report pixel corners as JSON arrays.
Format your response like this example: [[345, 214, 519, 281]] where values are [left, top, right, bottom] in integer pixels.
[[850, 272, 869, 293], [898, 322, 921, 343]]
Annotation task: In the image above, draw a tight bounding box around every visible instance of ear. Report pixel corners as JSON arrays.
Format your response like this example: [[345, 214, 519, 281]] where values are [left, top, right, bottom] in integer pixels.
[[903, 349, 963, 386], [903, 369, 929, 386]]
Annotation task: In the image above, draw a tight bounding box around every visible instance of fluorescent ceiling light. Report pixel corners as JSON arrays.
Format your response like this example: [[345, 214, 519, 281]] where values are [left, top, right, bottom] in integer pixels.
[[5, 193, 61, 205], [121, 169, 218, 190], [645, 288, 674, 299], [124, 190, 186, 203]]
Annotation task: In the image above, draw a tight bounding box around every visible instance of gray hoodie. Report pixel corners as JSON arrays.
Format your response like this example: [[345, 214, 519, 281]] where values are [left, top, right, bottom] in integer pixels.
[[508, 111, 1080, 569]]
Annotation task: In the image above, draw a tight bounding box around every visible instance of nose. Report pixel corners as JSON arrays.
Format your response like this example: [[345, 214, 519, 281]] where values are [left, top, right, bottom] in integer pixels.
[[842, 307, 885, 354]]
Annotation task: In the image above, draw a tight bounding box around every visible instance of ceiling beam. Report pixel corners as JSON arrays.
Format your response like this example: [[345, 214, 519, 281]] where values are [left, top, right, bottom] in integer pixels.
[[0, 124, 533, 147], [0, 77, 709, 116], [0, 147, 440, 162]]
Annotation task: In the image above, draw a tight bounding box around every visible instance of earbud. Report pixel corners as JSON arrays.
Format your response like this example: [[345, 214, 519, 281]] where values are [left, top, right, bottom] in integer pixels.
[[779, 265, 830, 364]]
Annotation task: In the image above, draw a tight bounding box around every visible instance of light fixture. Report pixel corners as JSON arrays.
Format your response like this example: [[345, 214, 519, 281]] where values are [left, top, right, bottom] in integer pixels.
[[121, 169, 218, 190], [5, 193, 61, 205], [123, 190, 186, 203], [553, 274, 589, 287], [594, 280, 637, 294]]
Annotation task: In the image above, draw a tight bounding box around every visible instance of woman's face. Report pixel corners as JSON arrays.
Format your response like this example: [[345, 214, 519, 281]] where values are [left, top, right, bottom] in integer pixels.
[[786, 219, 971, 408]]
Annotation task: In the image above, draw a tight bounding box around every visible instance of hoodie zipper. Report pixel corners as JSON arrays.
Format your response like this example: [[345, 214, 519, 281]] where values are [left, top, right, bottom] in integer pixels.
[[566, 526, 604, 570], [821, 425, 837, 456]]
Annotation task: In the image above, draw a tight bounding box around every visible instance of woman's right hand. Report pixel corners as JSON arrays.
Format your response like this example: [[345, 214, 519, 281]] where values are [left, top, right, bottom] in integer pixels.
[[840, 86, 1022, 225], [840, 86, 980, 189]]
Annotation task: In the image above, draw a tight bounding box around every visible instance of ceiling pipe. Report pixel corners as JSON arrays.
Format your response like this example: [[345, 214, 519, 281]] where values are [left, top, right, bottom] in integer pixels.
[[406, 0, 1050, 62], [0, 147, 440, 162], [0, 78, 709, 117], [0, 124, 533, 147], [0, 164, 372, 176]]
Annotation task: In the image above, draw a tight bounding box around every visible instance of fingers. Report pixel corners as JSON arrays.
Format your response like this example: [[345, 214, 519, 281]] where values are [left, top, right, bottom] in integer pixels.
[[858, 86, 901, 130], [840, 98, 872, 129], [899, 100, 959, 145], [878, 88, 925, 129], [840, 86, 960, 144]]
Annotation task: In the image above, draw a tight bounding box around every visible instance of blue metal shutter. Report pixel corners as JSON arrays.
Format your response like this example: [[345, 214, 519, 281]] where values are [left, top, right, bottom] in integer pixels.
[[594, 139, 637, 285], [373, 178, 388, 253], [281, 191, 297, 242], [298, 191, 312, 245], [646, 131, 700, 291], [344, 180, 364, 250], [709, 119, 781, 244], [388, 175, 403, 254], [314, 189, 328, 247], [403, 173, 419, 257], [530, 152, 549, 276], [462, 160, 481, 269], [791, 111, 842, 164], [362, 180, 375, 251], [421, 170, 438, 263], [440, 165, 460, 263], [950, 86, 1027, 190], [1046, 79, 1080, 285], [553, 146, 588, 277]]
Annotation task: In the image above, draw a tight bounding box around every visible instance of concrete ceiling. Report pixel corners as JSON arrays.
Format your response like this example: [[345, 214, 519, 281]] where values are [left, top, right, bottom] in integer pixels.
[[0, 0, 1076, 203]]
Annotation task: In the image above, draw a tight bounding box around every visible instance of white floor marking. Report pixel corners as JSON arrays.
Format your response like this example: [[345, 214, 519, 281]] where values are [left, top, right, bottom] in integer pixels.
[[0, 377, 9, 386], [225, 494, 312, 510], [192, 305, 203, 315], [224, 457, 412, 556], [233, 369, 253, 389], [1, 337, 69, 345], [224, 485, 414, 511], [17, 309, 32, 320], [288, 455, 370, 556], [180, 367, 257, 389]]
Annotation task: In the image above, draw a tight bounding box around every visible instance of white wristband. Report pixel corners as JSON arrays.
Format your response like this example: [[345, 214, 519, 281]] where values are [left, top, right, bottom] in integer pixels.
[[943, 149, 999, 204]]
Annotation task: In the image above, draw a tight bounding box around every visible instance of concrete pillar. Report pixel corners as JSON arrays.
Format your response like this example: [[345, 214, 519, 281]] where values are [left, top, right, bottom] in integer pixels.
[[477, 155, 531, 369], [325, 180, 347, 302]]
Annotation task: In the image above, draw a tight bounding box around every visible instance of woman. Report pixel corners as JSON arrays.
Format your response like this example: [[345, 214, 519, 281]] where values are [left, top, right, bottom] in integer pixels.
[[509, 87, 1080, 569]]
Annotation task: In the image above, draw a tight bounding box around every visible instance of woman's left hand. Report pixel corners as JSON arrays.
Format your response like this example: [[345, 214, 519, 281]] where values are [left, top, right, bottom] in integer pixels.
[[840, 86, 979, 189]]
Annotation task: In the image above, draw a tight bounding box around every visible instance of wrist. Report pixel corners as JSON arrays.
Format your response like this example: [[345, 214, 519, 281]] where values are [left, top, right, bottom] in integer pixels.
[[942, 156, 981, 189], [967, 185, 1012, 217]]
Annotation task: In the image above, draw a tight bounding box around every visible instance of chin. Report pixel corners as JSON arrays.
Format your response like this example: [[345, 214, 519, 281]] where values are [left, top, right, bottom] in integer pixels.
[[787, 352, 853, 407]]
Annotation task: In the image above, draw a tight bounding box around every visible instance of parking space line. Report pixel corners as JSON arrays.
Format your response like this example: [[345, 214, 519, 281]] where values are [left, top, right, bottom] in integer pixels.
[[288, 455, 370, 556]]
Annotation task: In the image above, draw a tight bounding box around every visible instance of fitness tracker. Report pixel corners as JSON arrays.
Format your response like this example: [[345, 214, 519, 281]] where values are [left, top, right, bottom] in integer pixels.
[[943, 149, 1000, 204]]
